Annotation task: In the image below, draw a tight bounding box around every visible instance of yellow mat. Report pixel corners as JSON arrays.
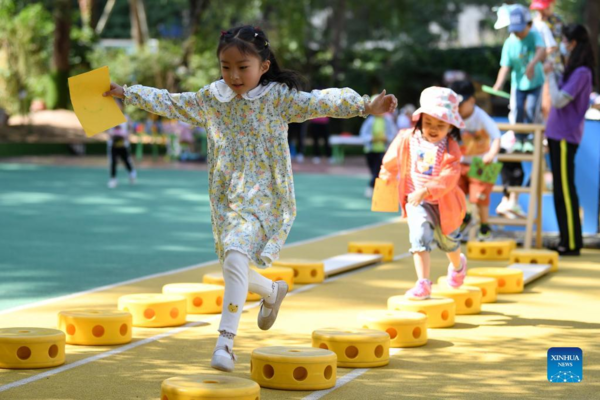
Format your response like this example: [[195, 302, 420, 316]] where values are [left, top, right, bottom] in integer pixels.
[[1, 221, 599, 399]]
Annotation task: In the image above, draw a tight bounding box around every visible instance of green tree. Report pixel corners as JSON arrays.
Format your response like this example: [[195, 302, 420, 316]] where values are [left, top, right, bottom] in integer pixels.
[[49, 0, 72, 109], [0, 1, 53, 114]]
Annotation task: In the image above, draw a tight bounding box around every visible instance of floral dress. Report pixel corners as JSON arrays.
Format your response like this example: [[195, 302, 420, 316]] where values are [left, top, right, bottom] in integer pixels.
[[124, 80, 367, 267]]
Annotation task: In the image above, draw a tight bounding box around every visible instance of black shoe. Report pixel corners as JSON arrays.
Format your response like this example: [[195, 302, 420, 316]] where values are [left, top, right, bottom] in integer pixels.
[[460, 213, 472, 233], [547, 245, 580, 256], [477, 224, 492, 241]]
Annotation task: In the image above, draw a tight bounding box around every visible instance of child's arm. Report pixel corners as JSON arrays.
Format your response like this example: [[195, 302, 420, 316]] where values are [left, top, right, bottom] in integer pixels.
[[104, 83, 204, 126], [279, 87, 397, 123], [482, 138, 501, 164], [493, 67, 511, 92], [526, 47, 546, 80], [480, 111, 502, 164], [494, 40, 512, 92]]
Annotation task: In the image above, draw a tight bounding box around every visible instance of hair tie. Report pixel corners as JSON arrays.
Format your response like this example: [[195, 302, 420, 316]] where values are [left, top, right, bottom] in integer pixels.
[[221, 30, 227, 37], [255, 33, 258, 38], [265, 41, 269, 48]]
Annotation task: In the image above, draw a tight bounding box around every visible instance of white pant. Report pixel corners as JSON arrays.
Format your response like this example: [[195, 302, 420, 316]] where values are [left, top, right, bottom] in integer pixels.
[[218, 250, 274, 334]]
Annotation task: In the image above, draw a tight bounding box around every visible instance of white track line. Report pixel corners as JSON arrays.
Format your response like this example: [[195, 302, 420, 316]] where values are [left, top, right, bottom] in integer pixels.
[[0, 218, 401, 316], [0, 251, 410, 393], [302, 349, 402, 400]]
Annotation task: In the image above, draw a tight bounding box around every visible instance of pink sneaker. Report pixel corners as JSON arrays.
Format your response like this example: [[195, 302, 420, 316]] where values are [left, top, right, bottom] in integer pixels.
[[447, 254, 467, 288], [405, 279, 432, 300]]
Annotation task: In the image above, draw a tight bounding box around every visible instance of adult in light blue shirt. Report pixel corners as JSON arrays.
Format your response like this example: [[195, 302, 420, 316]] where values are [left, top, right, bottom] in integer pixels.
[[494, 4, 546, 149]]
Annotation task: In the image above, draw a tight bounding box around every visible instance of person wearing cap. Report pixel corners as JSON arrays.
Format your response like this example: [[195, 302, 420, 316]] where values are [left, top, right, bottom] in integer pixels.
[[531, 0, 563, 61], [450, 80, 501, 240], [493, 4, 546, 153], [494, 3, 556, 124], [531, 0, 564, 119], [378, 87, 468, 300]]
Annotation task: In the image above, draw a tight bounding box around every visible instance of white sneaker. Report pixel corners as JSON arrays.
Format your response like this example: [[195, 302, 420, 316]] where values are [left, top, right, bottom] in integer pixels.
[[500, 130, 516, 153], [510, 203, 526, 218], [496, 200, 526, 219], [129, 171, 137, 185], [257, 281, 288, 331], [295, 154, 304, 163], [211, 345, 236, 372], [364, 186, 374, 198], [495, 200, 509, 216], [312, 157, 321, 165], [108, 178, 117, 189]]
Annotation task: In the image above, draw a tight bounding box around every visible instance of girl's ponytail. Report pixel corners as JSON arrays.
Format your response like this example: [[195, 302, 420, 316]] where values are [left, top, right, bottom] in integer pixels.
[[217, 25, 306, 91], [262, 49, 306, 91]]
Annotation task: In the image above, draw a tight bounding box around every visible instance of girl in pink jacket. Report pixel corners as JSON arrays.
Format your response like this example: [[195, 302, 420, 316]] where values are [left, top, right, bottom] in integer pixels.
[[379, 87, 468, 300]]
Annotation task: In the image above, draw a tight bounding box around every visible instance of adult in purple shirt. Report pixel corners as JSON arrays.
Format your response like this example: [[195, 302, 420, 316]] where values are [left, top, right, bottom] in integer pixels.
[[544, 24, 596, 255]]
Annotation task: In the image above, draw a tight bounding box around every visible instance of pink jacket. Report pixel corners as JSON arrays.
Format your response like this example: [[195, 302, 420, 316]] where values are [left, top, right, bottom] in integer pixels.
[[379, 129, 467, 235]]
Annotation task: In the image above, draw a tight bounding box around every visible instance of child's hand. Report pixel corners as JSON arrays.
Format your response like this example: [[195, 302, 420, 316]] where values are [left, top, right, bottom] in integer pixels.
[[525, 63, 535, 80], [366, 90, 398, 116], [103, 83, 125, 99], [407, 188, 428, 206], [543, 61, 554, 74], [482, 152, 496, 164]]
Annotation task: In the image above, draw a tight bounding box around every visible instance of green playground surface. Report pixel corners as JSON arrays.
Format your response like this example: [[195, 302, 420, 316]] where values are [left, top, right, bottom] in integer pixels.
[[0, 163, 392, 312]]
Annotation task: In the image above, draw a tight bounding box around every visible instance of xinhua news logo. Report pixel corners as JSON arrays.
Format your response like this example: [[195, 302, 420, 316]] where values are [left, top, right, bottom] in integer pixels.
[[547, 347, 582, 383]]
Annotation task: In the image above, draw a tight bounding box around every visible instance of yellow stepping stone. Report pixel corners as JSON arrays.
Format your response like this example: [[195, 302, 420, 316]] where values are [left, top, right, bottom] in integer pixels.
[[58, 309, 132, 345], [118, 293, 187, 327], [437, 276, 497, 303], [431, 286, 482, 315], [468, 267, 524, 294], [161, 375, 260, 400], [348, 241, 394, 261], [0, 328, 65, 369], [467, 240, 516, 260], [312, 328, 390, 367], [272, 259, 325, 284], [251, 346, 336, 390], [387, 296, 455, 328], [510, 249, 559, 272], [162, 283, 224, 314], [358, 310, 427, 348]]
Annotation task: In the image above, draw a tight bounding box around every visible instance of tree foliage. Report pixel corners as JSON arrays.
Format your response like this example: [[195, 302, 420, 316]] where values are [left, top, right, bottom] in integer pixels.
[[0, 0, 597, 117], [0, 1, 53, 114]]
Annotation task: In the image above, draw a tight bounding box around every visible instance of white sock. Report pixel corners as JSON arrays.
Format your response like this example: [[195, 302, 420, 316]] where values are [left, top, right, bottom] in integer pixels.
[[264, 282, 277, 304], [260, 283, 277, 317], [215, 332, 234, 357], [453, 257, 464, 271]]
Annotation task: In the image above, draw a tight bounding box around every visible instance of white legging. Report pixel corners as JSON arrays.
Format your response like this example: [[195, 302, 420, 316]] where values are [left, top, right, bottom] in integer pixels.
[[218, 250, 274, 334]]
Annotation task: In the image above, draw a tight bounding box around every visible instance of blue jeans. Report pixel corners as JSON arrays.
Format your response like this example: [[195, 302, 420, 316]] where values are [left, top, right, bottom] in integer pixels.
[[406, 203, 461, 253], [515, 86, 542, 140]]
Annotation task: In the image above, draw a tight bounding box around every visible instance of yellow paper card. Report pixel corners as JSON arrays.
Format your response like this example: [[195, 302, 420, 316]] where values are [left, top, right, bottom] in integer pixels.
[[69, 66, 126, 137], [371, 178, 399, 213]]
